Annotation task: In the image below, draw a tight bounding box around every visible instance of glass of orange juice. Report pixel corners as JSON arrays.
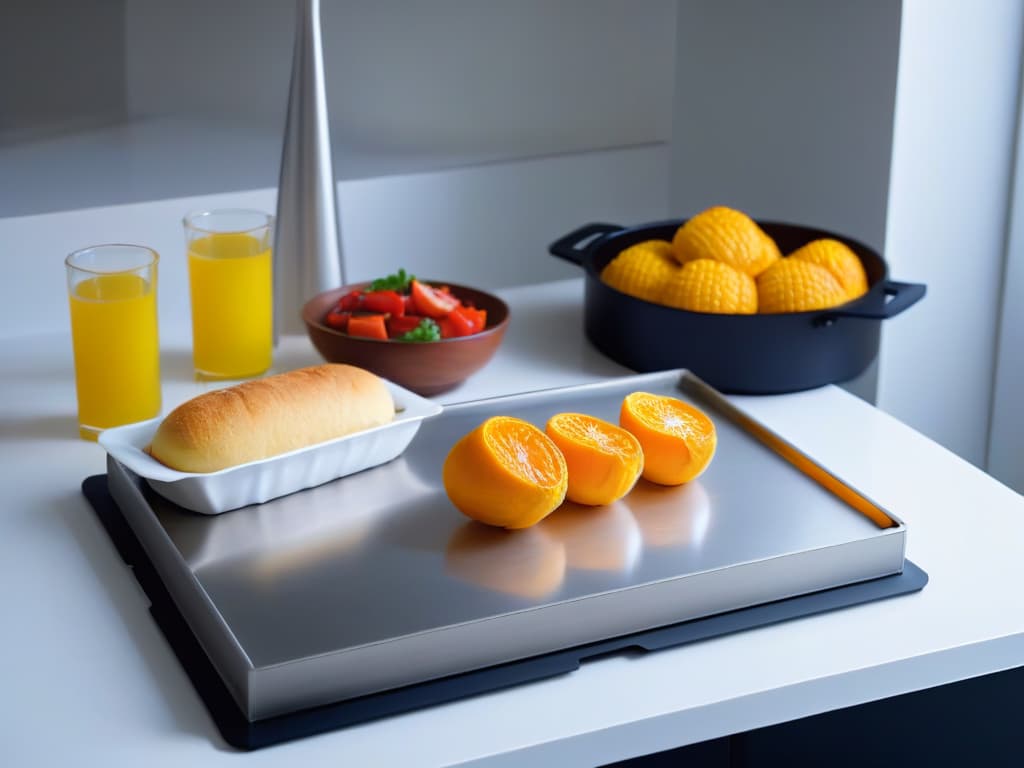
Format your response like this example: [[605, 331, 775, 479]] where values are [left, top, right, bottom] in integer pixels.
[[66, 244, 162, 441], [183, 209, 273, 380]]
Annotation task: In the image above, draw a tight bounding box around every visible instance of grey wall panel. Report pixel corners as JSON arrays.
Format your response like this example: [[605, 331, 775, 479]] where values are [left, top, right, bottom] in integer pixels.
[[0, 0, 127, 140], [670, 0, 900, 251], [124, 0, 677, 162], [669, 0, 902, 401]]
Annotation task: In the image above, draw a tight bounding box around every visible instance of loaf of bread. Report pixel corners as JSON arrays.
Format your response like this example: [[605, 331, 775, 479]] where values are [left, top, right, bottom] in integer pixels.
[[149, 364, 395, 473]]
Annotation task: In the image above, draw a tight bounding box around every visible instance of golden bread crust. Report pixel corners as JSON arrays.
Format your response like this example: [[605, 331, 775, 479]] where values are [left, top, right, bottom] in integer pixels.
[[150, 364, 394, 473]]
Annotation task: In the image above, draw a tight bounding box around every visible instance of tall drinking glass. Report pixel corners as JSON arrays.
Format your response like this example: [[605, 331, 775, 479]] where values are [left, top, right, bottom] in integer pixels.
[[66, 244, 161, 440], [183, 209, 274, 380]]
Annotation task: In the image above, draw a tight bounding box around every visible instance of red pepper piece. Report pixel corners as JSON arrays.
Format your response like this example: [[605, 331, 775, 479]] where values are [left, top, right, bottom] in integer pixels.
[[447, 306, 477, 337], [338, 289, 364, 312], [463, 307, 487, 329], [325, 309, 351, 331], [436, 317, 457, 339], [347, 314, 388, 340], [362, 290, 405, 317], [387, 314, 425, 337]]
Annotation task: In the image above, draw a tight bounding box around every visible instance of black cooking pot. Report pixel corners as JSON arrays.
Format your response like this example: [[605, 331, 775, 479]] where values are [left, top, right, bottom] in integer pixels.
[[549, 220, 925, 394]]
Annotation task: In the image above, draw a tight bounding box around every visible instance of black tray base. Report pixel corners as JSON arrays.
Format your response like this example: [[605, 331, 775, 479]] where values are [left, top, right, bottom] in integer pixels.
[[82, 474, 928, 751]]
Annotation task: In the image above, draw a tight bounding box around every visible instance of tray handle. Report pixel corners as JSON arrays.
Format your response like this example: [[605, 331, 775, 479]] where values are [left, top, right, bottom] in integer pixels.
[[823, 280, 926, 322], [548, 223, 624, 266]]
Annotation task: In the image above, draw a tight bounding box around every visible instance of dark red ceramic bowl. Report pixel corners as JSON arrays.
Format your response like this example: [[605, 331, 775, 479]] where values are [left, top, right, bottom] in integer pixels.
[[303, 281, 510, 396]]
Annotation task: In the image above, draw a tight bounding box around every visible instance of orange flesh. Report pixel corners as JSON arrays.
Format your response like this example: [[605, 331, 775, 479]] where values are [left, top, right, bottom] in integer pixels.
[[486, 417, 565, 489], [545, 413, 643, 506], [620, 392, 717, 486], [443, 416, 568, 529]]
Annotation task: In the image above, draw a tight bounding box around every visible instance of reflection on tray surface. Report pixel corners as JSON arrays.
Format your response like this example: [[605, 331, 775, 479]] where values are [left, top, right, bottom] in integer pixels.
[[102, 370, 909, 720], [445, 482, 713, 597], [154, 456, 434, 572], [445, 522, 567, 599], [539, 501, 642, 573], [625, 480, 712, 549], [152, 446, 716, 599]]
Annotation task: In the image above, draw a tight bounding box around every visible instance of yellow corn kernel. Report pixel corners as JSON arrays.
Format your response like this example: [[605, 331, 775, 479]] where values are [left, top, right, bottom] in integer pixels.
[[601, 240, 678, 303], [658, 258, 757, 314], [757, 258, 847, 313]]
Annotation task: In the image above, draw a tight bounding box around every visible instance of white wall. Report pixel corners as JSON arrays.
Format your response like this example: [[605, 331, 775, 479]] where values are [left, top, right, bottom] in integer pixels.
[[879, 0, 1023, 468], [2, 0, 676, 327], [2, 1, 675, 342], [986, 67, 1024, 493], [669, 0, 902, 402], [0, 145, 669, 340], [124, 0, 677, 163], [2, 1, 677, 217]]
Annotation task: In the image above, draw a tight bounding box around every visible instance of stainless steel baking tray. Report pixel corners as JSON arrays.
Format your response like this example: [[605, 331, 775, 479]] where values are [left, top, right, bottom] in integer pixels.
[[106, 370, 906, 721]]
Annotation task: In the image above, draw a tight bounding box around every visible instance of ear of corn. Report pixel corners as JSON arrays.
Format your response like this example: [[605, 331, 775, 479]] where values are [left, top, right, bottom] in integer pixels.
[[788, 238, 868, 301], [757, 258, 847, 313], [671, 206, 780, 277], [659, 259, 757, 314], [601, 209, 860, 316], [600, 240, 679, 303]]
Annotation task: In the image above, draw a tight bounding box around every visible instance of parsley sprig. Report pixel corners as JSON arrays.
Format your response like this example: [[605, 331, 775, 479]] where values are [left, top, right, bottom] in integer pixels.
[[370, 268, 416, 293], [398, 318, 441, 342]]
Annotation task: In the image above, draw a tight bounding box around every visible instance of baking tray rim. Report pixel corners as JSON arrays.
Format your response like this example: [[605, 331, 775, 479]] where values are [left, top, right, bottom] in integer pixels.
[[439, 370, 905, 531], [83, 471, 928, 749], [248, 530, 904, 670], [106, 368, 908, 719]]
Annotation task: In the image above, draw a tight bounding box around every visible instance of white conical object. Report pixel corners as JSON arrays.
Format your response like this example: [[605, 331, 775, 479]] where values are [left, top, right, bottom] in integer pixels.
[[273, 0, 344, 337]]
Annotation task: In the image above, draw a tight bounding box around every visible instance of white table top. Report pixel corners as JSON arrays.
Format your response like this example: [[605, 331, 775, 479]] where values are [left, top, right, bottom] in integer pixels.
[[3, 278, 1022, 767]]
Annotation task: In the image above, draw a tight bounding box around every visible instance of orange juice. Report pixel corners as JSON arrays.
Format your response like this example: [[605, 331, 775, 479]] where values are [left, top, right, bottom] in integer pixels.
[[188, 232, 272, 379], [69, 273, 161, 440]]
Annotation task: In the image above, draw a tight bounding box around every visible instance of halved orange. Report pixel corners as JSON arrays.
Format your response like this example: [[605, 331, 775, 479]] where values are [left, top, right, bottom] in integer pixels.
[[545, 412, 643, 506], [619, 392, 717, 485], [443, 416, 568, 529]]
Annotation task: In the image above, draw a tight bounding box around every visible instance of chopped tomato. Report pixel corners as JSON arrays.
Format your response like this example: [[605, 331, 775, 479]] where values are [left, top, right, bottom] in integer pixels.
[[436, 317, 457, 339], [325, 309, 350, 331], [462, 306, 486, 329], [410, 279, 459, 318], [338, 289, 364, 312], [387, 314, 425, 337], [362, 290, 405, 317], [452, 306, 487, 334], [447, 306, 477, 337], [328, 272, 487, 341], [347, 314, 388, 340]]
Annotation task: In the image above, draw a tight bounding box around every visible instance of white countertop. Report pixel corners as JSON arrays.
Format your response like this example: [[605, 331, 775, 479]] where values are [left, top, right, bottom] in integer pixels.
[[3, 278, 1023, 766]]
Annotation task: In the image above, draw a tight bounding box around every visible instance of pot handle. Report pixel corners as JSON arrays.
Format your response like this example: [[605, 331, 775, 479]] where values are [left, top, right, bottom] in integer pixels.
[[825, 280, 927, 321], [549, 223, 624, 266]]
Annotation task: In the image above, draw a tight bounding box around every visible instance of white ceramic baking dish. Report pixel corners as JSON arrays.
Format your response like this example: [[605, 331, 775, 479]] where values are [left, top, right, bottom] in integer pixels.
[[99, 380, 443, 514]]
